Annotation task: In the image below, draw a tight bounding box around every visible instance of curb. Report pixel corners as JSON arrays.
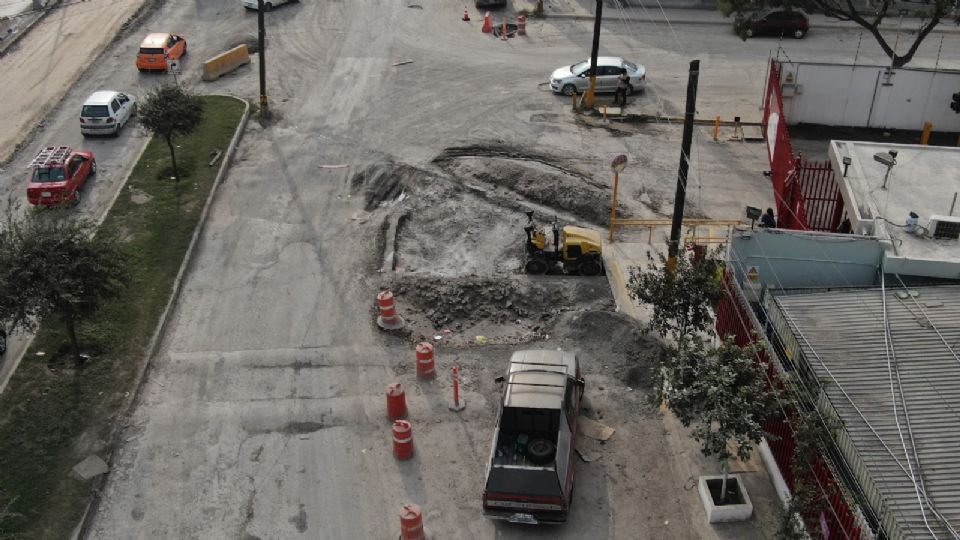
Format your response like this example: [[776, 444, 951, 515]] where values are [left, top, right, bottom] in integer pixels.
[[73, 96, 250, 540], [0, 2, 56, 57]]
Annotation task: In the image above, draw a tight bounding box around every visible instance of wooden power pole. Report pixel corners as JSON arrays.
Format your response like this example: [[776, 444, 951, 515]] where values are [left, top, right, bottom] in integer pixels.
[[584, 0, 603, 108], [257, 0, 269, 118], [667, 60, 700, 274]]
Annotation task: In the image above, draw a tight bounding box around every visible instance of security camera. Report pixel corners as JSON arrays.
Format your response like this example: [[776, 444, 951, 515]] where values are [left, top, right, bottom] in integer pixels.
[[873, 151, 897, 167]]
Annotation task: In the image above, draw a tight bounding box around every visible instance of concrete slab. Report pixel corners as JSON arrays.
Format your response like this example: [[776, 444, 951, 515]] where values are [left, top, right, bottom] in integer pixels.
[[71, 455, 109, 481]]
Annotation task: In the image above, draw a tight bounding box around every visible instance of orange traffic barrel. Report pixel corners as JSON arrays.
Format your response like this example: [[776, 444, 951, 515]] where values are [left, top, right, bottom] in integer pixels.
[[415, 342, 436, 380], [399, 503, 425, 540], [393, 420, 414, 460], [386, 382, 408, 420], [376, 290, 405, 330]]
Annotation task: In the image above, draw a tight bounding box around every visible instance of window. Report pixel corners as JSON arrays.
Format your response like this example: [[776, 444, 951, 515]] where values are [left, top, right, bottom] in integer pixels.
[[81, 105, 109, 118], [563, 380, 577, 425], [68, 156, 84, 176], [599, 66, 620, 77], [117, 94, 128, 104], [32, 167, 66, 183], [139, 47, 163, 55], [571, 61, 590, 75], [110, 100, 121, 113]]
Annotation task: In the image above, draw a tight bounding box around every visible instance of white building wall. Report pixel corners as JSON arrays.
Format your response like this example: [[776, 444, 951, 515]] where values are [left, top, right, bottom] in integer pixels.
[[778, 62, 960, 131]]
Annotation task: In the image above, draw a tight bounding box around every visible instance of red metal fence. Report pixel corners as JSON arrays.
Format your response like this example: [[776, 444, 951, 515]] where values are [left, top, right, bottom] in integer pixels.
[[715, 272, 864, 540], [763, 61, 844, 233]]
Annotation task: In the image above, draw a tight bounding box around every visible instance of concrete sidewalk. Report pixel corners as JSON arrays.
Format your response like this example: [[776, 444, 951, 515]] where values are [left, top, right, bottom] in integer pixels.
[[531, 0, 960, 35]]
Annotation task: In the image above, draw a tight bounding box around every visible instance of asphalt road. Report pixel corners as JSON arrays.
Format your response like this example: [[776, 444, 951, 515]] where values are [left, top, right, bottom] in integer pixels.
[[0, 0, 955, 537]]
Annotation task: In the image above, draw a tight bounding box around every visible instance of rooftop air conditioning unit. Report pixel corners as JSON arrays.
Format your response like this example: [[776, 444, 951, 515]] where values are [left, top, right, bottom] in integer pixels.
[[928, 215, 960, 240]]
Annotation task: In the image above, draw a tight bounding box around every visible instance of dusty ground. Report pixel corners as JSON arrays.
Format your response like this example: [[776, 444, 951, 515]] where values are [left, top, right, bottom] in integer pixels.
[[0, 0, 147, 164], [0, 0, 952, 537]]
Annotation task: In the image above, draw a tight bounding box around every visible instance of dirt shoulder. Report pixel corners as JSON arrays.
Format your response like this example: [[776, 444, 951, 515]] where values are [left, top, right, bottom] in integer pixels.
[[0, 0, 145, 164]]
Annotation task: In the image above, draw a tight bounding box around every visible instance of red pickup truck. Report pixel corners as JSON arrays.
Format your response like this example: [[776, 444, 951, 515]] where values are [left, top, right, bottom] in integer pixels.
[[482, 349, 584, 524], [27, 146, 96, 206]]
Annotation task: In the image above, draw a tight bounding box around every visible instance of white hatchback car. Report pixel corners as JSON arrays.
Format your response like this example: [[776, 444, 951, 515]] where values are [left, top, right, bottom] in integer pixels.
[[550, 56, 646, 96], [80, 91, 137, 137], [243, 0, 296, 10]]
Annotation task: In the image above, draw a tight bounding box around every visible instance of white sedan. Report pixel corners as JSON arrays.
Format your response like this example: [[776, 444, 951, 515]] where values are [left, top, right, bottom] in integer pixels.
[[550, 56, 646, 96]]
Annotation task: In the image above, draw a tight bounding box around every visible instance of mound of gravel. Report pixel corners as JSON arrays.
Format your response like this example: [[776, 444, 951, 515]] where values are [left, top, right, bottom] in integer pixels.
[[389, 275, 613, 330]]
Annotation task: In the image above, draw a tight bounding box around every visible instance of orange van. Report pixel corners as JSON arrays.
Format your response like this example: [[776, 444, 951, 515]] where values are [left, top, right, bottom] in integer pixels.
[[136, 32, 187, 72]]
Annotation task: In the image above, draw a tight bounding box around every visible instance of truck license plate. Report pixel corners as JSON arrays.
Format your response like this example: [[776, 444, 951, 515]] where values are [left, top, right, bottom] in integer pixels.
[[508, 513, 538, 525], [41, 191, 51, 197]]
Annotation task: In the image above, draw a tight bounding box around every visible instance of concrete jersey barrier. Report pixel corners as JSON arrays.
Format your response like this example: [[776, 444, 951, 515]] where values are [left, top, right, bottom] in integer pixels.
[[201, 44, 251, 82]]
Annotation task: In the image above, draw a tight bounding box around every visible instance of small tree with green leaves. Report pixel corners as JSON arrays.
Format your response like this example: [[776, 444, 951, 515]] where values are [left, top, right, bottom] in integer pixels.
[[654, 335, 781, 502], [627, 247, 724, 341], [775, 405, 843, 539], [139, 83, 204, 183], [0, 211, 128, 367]]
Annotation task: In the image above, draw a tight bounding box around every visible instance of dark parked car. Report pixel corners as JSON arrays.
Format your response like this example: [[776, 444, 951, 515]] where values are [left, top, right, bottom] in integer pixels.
[[737, 9, 809, 39], [475, 0, 506, 8]]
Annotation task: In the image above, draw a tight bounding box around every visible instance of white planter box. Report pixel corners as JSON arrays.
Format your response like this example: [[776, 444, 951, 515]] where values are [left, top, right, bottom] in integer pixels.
[[698, 474, 754, 523]]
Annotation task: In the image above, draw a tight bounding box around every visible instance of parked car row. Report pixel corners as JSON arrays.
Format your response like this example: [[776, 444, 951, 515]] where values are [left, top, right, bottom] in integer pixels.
[[27, 31, 187, 207]]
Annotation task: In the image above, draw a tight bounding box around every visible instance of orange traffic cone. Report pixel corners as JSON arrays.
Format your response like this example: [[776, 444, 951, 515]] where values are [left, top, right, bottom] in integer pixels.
[[481, 11, 493, 33], [462, 6, 470, 21]]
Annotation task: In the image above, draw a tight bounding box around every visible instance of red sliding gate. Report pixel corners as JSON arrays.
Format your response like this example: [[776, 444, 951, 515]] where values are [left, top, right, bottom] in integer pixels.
[[763, 61, 845, 233]]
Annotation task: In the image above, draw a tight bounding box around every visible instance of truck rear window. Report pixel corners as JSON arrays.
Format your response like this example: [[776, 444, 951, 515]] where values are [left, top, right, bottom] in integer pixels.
[[32, 167, 66, 183], [139, 47, 164, 55], [81, 105, 110, 117]]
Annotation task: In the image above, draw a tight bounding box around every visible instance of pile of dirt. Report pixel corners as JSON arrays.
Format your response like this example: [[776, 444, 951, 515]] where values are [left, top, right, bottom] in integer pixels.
[[385, 275, 614, 348], [433, 144, 621, 226], [552, 310, 663, 390], [350, 161, 436, 211]]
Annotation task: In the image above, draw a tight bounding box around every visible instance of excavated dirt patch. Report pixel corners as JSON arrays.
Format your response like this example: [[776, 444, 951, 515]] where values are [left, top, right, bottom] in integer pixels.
[[433, 145, 622, 226], [387, 275, 615, 346]]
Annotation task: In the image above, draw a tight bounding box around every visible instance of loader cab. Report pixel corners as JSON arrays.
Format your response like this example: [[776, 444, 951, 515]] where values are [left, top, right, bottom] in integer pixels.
[[523, 211, 605, 276]]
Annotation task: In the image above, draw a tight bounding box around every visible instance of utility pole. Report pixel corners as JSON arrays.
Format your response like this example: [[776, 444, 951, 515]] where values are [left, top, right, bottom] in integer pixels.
[[666, 60, 700, 274], [584, 0, 603, 108], [257, 0, 269, 118]]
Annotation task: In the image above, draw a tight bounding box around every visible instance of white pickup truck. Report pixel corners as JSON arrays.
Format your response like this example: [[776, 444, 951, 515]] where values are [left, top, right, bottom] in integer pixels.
[[482, 349, 584, 524]]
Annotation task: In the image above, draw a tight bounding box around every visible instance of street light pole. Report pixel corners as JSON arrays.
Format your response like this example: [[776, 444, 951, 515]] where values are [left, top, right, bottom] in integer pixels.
[[257, 0, 269, 118], [585, 0, 603, 108]]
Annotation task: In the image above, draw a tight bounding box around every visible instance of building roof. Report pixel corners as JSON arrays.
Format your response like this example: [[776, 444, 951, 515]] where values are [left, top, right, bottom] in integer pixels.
[[829, 141, 960, 279], [503, 350, 576, 410], [771, 285, 960, 539]]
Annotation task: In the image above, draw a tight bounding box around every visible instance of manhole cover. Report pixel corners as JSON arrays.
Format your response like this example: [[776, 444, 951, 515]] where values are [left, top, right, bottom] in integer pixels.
[[492, 23, 519, 39]]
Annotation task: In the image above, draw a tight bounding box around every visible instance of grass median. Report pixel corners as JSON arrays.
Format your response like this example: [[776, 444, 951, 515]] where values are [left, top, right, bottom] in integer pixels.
[[0, 95, 246, 539]]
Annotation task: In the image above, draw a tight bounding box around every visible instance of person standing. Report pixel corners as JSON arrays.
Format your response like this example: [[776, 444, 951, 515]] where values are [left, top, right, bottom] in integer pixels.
[[614, 68, 629, 107], [760, 208, 777, 228]]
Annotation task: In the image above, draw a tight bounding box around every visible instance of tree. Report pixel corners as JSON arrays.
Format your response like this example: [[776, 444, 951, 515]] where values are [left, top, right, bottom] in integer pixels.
[[138, 83, 204, 183], [653, 336, 780, 502], [719, 0, 955, 67], [627, 247, 723, 341], [775, 405, 842, 539], [0, 211, 128, 367]]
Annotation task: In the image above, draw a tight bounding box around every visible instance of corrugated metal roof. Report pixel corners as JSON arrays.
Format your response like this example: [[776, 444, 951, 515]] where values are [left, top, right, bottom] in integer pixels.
[[773, 285, 960, 539]]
